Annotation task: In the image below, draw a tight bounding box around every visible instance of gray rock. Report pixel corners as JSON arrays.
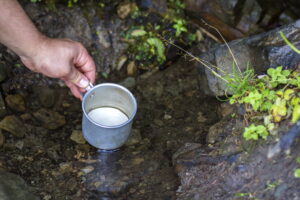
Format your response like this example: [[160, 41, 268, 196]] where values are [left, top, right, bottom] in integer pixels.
[[33, 109, 66, 130], [0, 170, 39, 200], [5, 94, 26, 112], [195, 20, 300, 96], [0, 115, 25, 138]]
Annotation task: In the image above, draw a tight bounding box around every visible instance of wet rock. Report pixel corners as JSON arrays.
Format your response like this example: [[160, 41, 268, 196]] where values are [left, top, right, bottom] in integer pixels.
[[0, 130, 4, 147], [0, 115, 25, 138], [81, 166, 94, 174], [206, 118, 240, 146], [0, 170, 39, 200], [172, 143, 202, 163], [119, 77, 136, 89], [194, 20, 300, 96], [33, 108, 66, 130], [70, 130, 86, 144], [33, 86, 57, 108], [5, 94, 26, 112], [217, 103, 236, 118], [117, 2, 136, 19]]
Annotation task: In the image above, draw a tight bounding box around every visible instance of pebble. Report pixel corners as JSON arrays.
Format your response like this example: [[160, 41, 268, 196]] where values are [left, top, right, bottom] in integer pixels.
[[127, 61, 137, 76], [70, 130, 86, 144], [197, 112, 207, 123], [132, 157, 144, 165], [0, 115, 25, 138], [117, 2, 136, 19], [81, 166, 94, 174], [116, 55, 127, 71], [5, 94, 26, 112]]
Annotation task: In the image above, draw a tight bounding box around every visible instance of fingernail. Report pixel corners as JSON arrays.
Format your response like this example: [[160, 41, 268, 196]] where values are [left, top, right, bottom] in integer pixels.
[[78, 77, 89, 88]]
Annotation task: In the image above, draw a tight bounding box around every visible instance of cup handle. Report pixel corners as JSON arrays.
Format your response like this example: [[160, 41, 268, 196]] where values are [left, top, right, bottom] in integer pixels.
[[81, 82, 94, 97]]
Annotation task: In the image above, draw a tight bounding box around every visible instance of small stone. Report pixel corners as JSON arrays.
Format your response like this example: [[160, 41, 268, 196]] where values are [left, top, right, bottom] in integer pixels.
[[132, 157, 144, 165], [15, 140, 24, 150], [196, 30, 204, 41], [127, 61, 137, 76], [70, 130, 86, 144], [59, 162, 72, 172], [94, 181, 101, 188], [116, 55, 128, 71], [20, 113, 32, 121], [5, 94, 26, 112], [33, 108, 66, 130], [81, 166, 94, 174], [0, 130, 4, 147], [197, 112, 207, 123], [164, 114, 172, 120], [154, 119, 164, 126], [0, 115, 25, 138], [117, 2, 136, 19], [43, 194, 52, 200]]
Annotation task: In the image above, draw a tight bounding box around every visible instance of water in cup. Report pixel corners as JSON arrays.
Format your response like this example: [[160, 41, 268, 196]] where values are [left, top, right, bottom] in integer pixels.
[[88, 107, 129, 126]]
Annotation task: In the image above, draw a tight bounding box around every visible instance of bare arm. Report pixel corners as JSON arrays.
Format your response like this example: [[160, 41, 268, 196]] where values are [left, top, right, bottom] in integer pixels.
[[0, 0, 96, 99]]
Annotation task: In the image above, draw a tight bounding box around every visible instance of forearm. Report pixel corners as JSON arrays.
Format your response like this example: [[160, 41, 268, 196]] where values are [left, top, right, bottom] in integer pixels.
[[0, 0, 44, 58]]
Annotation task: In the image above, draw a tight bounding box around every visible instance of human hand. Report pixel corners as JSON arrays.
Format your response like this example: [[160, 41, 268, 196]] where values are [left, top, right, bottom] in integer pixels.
[[20, 37, 96, 99]]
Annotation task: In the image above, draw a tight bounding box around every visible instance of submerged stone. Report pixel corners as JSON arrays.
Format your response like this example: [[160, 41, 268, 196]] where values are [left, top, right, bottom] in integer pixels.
[[33, 108, 66, 130], [0, 115, 25, 138], [5, 94, 26, 112]]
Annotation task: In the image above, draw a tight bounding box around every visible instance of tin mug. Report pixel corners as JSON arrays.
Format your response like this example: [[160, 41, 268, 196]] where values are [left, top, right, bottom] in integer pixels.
[[82, 83, 137, 150]]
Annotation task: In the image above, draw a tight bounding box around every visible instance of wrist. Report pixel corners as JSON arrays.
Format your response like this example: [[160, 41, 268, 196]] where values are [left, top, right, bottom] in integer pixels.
[[19, 34, 48, 60]]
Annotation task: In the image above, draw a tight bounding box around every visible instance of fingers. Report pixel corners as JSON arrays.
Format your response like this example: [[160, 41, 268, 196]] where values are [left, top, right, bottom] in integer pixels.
[[74, 44, 96, 84], [64, 79, 82, 100], [65, 66, 90, 89]]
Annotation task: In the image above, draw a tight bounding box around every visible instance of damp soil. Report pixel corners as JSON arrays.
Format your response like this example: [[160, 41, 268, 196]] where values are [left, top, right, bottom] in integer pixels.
[[0, 58, 220, 200]]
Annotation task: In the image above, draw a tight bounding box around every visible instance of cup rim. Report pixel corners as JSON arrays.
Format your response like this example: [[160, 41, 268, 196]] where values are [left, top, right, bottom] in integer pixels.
[[82, 83, 137, 128]]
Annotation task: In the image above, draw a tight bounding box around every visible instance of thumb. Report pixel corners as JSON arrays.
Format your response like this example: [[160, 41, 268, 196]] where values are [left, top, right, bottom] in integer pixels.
[[65, 67, 89, 89]]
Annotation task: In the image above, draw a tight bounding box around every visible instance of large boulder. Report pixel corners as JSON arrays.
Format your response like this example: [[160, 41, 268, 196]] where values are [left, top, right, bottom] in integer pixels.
[[194, 20, 300, 96]]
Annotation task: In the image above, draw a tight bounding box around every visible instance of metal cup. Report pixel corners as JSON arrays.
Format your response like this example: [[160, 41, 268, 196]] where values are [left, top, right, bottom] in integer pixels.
[[82, 83, 137, 150]]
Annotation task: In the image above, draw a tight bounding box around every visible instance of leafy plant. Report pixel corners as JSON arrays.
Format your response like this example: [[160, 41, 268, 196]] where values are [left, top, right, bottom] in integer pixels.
[[243, 124, 269, 140], [294, 169, 300, 178], [173, 19, 187, 37]]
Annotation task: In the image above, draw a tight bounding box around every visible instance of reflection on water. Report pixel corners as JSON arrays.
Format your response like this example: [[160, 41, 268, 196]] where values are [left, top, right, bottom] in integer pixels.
[[82, 149, 125, 199]]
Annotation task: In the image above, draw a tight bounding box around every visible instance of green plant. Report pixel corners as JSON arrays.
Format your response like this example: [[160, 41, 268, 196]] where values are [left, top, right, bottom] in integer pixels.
[[243, 124, 269, 140], [294, 169, 300, 178], [173, 19, 187, 37]]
